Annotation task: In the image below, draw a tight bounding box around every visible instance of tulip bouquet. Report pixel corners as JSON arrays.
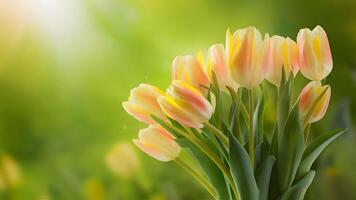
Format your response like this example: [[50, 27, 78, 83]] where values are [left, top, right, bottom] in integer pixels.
[[122, 26, 346, 200]]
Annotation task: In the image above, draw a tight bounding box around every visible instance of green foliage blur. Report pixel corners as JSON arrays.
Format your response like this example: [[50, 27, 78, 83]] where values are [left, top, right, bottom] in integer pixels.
[[0, 0, 355, 199]]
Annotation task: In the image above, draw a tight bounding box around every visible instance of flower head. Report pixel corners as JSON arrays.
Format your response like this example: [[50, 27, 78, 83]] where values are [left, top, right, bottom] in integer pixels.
[[133, 125, 181, 162], [299, 81, 331, 123], [226, 26, 268, 89], [122, 84, 167, 124], [205, 44, 239, 91], [106, 143, 140, 178], [264, 36, 299, 86], [172, 55, 210, 93], [297, 25, 332, 81], [0, 154, 21, 191], [158, 80, 213, 128]]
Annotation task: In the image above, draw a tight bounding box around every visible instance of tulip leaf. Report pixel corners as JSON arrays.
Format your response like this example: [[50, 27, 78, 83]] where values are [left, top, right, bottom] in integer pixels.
[[229, 134, 259, 200], [188, 142, 231, 200], [255, 156, 276, 200], [277, 105, 305, 192], [254, 95, 265, 144], [297, 128, 347, 177], [277, 68, 293, 135], [278, 171, 315, 200]]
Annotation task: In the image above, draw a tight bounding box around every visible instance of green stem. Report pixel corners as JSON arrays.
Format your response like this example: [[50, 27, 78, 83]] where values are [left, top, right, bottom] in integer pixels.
[[160, 121, 240, 199], [203, 122, 229, 147], [248, 89, 254, 168], [175, 158, 216, 199], [304, 124, 311, 144]]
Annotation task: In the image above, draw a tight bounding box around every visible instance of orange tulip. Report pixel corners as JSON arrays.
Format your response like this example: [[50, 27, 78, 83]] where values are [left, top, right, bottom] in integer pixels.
[[172, 55, 210, 93], [123, 84, 167, 125], [283, 37, 299, 76], [226, 27, 268, 89], [133, 125, 181, 162], [299, 81, 331, 123], [297, 26, 332, 81], [158, 80, 213, 128]]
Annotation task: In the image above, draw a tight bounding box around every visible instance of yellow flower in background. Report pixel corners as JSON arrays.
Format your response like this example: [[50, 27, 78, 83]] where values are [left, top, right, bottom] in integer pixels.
[[158, 80, 213, 128], [133, 125, 181, 162], [226, 26, 267, 89], [299, 81, 331, 123], [122, 84, 167, 125], [0, 154, 21, 191], [172, 55, 210, 93], [106, 143, 140, 178], [83, 179, 106, 200], [205, 44, 239, 91], [297, 25, 333, 81]]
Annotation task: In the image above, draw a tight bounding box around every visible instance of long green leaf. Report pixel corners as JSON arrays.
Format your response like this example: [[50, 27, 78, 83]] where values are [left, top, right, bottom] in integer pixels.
[[254, 95, 264, 144], [278, 171, 315, 200], [229, 134, 259, 200], [256, 156, 276, 200], [278, 105, 305, 192], [297, 128, 347, 177]]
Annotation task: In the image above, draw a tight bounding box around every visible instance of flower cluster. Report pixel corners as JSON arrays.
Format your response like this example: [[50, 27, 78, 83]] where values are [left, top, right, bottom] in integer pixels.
[[122, 26, 344, 200]]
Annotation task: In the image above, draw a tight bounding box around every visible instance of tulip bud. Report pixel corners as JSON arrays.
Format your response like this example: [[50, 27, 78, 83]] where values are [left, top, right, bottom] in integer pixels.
[[158, 80, 213, 128], [206, 44, 239, 90], [299, 81, 331, 123], [226, 27, 267, 89], [106, 143, 140, 178], [123, 84, 167, 125], [172, 55, 210, 93], [133, 125, 181, 162], [297, 26, 332, 81]]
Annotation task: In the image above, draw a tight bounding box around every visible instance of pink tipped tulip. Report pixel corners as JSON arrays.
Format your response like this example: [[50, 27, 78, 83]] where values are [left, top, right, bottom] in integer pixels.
[[133, 125, 181, 162], [265, 36, 299, 86], [297, 26, 333, 81], [226, 27, 267, 89], [299, 81, 331, 123], [122, 84, 167, 125], [158, 80, 213, 128], [172, 55, 210, 93], [207, 44, 239, 90]]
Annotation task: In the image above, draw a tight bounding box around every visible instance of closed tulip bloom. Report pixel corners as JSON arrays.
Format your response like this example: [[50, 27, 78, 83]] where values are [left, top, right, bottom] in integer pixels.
[[207, 44, 239, 90], [265, 36, 299, 86], [282, 37, 299, 76], [123, 84, 167, 125], [297, 26, 332, 81], [299, 81, 331, 123], [133, 125, 181, 162], [226, 27, 267, 89], [158, 80, 213, 128], [172, 55, 210, 93]]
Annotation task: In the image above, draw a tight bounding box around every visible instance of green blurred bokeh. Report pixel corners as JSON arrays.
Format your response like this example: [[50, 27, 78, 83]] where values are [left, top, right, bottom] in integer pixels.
[[0, 0, 355, 199]]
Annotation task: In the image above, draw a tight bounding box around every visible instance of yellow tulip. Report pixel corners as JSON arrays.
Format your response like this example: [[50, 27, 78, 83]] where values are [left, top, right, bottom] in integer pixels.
[[299, 81, 331, 123], [172, 55, 210, 93], [205, 44, 239, 91], [158, 80, 213, 128], [122, 84, 167, 125], [226, 27, 268, 89], [297, 26, 333, 81], [106, 143, 140, 178], [282, 37, 299, 76], [133, 125, 181, 162]]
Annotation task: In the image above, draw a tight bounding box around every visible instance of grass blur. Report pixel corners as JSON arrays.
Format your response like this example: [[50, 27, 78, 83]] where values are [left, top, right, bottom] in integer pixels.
[[0, 0, 355, 199]]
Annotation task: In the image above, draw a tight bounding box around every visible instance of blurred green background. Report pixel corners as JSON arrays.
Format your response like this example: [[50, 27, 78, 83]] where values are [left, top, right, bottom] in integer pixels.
[[0, 0, 355, 199]]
